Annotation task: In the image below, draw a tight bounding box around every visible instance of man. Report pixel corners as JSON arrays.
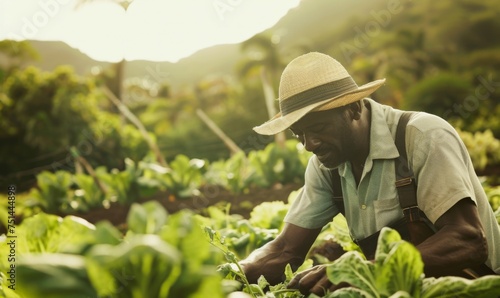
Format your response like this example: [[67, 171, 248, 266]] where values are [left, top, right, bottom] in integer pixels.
[[239, 52, 500, 295]]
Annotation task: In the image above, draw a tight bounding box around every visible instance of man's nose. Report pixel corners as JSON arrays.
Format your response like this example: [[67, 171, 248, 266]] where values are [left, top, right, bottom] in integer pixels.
[[303, 133, 321, 152]]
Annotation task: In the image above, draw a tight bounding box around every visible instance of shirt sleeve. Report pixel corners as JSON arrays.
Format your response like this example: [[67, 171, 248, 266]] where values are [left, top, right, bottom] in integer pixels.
[[284, 156, 339, 229], [407, 114, 475, 224]]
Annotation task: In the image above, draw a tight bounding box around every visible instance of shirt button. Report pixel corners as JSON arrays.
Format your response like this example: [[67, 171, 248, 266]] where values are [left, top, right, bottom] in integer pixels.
[[361, 204, 367, 210]]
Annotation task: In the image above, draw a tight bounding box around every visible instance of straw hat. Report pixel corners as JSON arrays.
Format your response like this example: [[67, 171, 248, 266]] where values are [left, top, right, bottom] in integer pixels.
[[253, 52, 386, 135]]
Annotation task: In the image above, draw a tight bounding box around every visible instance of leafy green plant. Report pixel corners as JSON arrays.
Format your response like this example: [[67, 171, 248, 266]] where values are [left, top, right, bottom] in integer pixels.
[[325, 227, 500, 298], [309, 214, 362, 264], [86, 234, 184, 298], [95, 201, 225, 298], [96, 158, 142, 204], [200, 206, 279, 260], [248, 140, 311, 187], [15, 254, 98, 298], [205, 225, 310, 298], [483, 181, 500, 211], [457, 129, 500, 171], [249, 201, 289, 230], [162, 154, 206, 198], [205, 151, 260, 194], [5, 203, 225, 298], [139, 154, 206, 199], [28, 170, 73, 213], [158, 211, 225, 298], [126, 201, 168, 235], [0, 213, 95, 261], [421, 275, 500, 298], [71, 173, 107, 212]]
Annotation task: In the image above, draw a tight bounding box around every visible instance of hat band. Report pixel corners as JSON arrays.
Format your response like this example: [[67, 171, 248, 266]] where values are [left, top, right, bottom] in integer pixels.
[[280, 77, 358, 115]]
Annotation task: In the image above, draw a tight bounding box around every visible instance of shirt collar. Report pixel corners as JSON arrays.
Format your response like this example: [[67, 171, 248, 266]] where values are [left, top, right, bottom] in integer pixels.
[[339, 99, 400, 177]]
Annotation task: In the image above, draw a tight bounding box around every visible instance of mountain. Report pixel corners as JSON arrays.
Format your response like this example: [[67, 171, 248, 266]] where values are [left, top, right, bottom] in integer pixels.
[[28, 0, 387, 90]]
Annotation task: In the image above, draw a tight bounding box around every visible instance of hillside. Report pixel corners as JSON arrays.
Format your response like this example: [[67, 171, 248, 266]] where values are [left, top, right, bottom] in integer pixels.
[[28, 0, 388, 90]]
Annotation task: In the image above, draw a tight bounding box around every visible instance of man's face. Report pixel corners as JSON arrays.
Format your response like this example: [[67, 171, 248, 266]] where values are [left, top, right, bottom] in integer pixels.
[[289, 108, 353, 169]]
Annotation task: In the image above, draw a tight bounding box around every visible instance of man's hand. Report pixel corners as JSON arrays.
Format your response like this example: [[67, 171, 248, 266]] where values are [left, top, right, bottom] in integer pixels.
[[239, 223, 322, 285], [287, 265, 349, 295]]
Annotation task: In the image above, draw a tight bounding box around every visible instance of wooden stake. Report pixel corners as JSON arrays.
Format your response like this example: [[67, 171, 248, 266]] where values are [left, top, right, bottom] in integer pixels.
[[102, 86, 168, 168], [196, 108, 243, 156]]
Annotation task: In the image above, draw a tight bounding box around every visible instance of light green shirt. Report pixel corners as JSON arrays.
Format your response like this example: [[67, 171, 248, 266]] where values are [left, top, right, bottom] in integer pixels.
[[284, 98, 500, 273]]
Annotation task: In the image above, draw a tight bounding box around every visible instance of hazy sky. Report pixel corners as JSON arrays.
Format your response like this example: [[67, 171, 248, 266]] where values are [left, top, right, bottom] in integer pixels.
[[0, 0, 300, 63]]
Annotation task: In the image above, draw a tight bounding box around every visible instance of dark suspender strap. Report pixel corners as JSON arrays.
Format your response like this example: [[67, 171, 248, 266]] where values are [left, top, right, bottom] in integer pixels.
[[330, 169, 345, 215], [394, 112, 425, 223], [394, 113, 416, 206]]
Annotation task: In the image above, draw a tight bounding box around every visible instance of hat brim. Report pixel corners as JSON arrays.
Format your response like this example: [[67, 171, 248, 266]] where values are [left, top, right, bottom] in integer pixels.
[[253, 78, 386, 135]]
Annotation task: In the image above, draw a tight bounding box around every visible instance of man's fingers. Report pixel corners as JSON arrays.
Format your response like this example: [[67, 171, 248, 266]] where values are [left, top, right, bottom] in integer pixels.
[[287, 265, 328, 295], [330, 281, 350, 292], [309, 275, 332, 296], [287, 269, 308, 288]]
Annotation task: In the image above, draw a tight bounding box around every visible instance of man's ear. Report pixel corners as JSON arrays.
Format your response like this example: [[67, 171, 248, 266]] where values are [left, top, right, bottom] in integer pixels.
[[346, 101, 363, 120]]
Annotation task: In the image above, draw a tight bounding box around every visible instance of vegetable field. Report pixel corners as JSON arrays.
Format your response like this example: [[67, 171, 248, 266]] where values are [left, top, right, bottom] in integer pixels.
[[2, 0, 500, 296], [1, 139, 500, 297], [1, 195, 500, 298]]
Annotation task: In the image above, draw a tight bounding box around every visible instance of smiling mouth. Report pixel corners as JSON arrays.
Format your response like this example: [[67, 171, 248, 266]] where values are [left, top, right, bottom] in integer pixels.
[[316, 151, 332, 163]]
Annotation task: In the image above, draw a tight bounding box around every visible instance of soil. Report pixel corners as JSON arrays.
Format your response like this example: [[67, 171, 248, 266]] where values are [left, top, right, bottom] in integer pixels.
[[62, 183, 302, 229]]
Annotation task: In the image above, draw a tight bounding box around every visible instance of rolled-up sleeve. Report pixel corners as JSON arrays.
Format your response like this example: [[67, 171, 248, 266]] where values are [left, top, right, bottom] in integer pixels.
[[407, 115, 474, 224], [284, 156, 339, 229]]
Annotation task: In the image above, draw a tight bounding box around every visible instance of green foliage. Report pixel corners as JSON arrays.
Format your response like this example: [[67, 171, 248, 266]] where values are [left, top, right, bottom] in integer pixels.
[[403, 73, 472, 116], [96, 158, 142, 204], [483, 181, 500, 224], [205, 151, 260, 194], [200, 206, 279, 260], [457, 129, 500, 171], [28, 170, 73, 213], [204, 140, 311, 195], [249, 201, 289, 230], [0, 66, 151, 190], [86, 235, 183, 298], [205, 224, 310, 298], [163, 155, 206, 198], [326, 228, 423, 297], [3, 203, 225, 298], [15, 254, 98, 298], [311, 214, 362, 261], [325, 228, 500, 298], [0, 213, 96, 275], [248, 140, 311, 187], [422, 275, 500, 298], [72, 173, 106, 212], [139, 154, 206, 198], [159, 211, 224, 298], [3, 195, 499, 298], [126, 201, 168, 235]]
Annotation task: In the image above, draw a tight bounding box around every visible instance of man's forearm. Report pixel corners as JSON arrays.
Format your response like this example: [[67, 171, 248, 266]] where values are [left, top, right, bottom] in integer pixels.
[[417, 199, 488, 277], [418, 225, 487, 277]]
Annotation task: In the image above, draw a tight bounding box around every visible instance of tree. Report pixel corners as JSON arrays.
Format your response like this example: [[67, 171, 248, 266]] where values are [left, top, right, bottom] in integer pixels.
[[0, 40, 39, 81], [0, 66, 150, 191]]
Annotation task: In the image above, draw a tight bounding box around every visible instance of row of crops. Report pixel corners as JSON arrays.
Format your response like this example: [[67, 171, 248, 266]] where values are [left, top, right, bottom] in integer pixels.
[[1, 193, 499, 297], [2, 140, 311, 218], [1, 132, 500, 297], [3, 130, 500, 220]]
